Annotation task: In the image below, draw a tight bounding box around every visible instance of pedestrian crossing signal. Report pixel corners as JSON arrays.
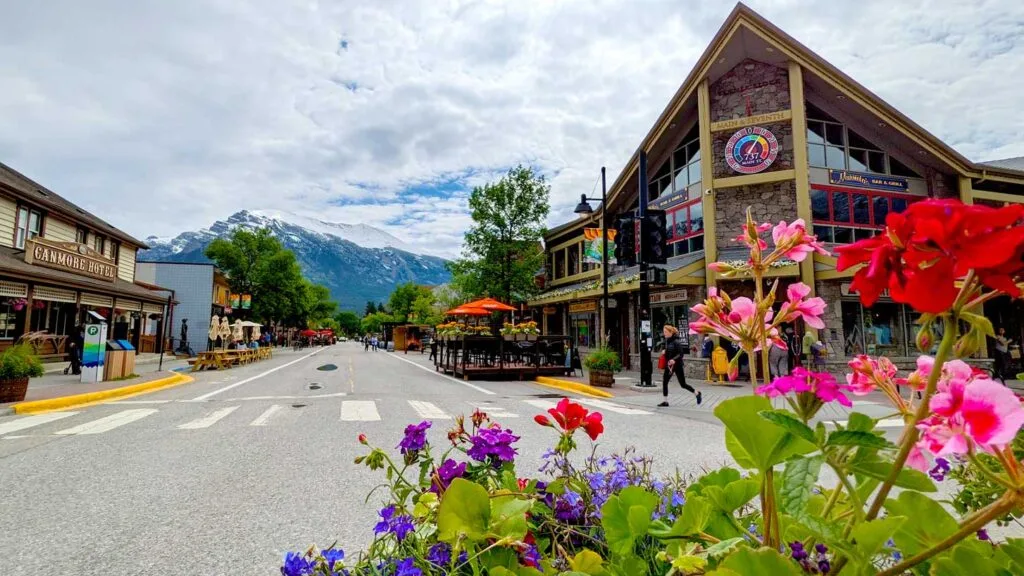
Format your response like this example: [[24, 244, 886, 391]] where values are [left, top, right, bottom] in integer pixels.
[[642, 210, 668, 265], [613, 214, 636, 267]]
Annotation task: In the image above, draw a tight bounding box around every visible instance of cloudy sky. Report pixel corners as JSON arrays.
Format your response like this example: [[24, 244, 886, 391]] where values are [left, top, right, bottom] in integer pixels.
[[1, 0, 1022, 258]]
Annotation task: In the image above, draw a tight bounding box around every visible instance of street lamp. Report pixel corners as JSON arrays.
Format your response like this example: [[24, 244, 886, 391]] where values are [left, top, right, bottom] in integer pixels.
[[573, 167, 609, 347]]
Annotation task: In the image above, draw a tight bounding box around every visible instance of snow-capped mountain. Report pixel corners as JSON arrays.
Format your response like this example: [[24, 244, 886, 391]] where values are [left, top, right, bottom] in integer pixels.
[[139, 210, 451, 311]]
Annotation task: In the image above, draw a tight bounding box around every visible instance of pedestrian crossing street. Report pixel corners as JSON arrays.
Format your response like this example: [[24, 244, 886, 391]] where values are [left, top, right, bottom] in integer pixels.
[[0, 398, 653, 439]]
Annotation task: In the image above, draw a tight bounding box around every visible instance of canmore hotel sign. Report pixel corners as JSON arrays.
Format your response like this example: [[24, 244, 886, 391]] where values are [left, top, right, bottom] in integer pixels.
[[24, 238, 118, 282]]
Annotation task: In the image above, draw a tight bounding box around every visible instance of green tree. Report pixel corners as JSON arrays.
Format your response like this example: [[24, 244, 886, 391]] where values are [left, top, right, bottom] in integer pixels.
[[335, 311, 362, 336], [448, 165, 549, 303], [364, 301, 377, 315], [409, 293, 442, 326], [361, 311, 393, 335]]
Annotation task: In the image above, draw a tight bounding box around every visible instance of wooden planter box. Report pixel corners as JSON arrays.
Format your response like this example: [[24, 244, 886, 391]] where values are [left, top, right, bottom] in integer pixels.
[[589, 370, 615, 388], [0, 376, 29, 403]]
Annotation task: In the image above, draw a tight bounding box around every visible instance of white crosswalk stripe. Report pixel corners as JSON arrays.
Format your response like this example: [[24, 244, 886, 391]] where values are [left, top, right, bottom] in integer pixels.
[[408, 400, 450, 419], [177, 406, 239, 430], [56, 409, 158, 435], [522, 399, 557, 411], [471, 403, 518, 418], [0, 411, 79, 436], [341, 401, 381, 421], [579, 398, 653, 415], [250, 405, 283, 426]]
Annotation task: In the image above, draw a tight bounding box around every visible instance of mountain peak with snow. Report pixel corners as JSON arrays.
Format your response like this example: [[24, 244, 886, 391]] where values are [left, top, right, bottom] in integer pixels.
[[226, 209, 421, 254]]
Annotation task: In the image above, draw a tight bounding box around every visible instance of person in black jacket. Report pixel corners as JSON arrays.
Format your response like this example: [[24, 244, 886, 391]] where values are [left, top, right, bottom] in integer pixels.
[[659, 325, 701, 407]]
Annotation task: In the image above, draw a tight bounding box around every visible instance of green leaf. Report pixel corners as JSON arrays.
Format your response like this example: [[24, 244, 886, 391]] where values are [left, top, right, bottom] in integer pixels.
[[931, 541, 1006, 576], [490, 495, 532, 541], [704, 478, 761, 514], [601, 486, 659, 556], [884, 491, 958, 557], [1003, 538, 1024, 571], [826, 430, 895, 450], [687, 467, 743, 497], [704, 537, 746, 561], [671, 554, 708, 574], [655, 496, 712, 539], [759, 410, 817, 444], [567, 550, 605, 575], [437, 477, 491, 544], [851, 461, 937, 492], [846, 412, 876, 432], [715, 396, 816, 472], [850, 516, 906, 558], [708, 547, 804, 575], [780, 455, 824, 517]]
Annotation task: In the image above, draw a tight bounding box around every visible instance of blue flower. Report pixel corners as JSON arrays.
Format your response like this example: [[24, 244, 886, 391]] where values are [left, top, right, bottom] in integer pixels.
[[398, 421, 431, 454], [671, 492, 685, 507], [281, 551, 312, 576], [426, 542, 452, 566], [395, 557, 422, 576], [322, 548, 344, 570], [929, 457, 950, 482], [373, 505, 416, 541], [554, 489, 584, 521]]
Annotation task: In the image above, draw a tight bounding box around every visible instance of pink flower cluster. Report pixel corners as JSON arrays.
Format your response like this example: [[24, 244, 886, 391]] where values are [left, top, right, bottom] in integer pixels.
[[771, 219, 829, 263], [689, 283, 826, 353], [756, 367, 854, 408], [845, 355, 909, 412], [908, 358, 1024, 471]]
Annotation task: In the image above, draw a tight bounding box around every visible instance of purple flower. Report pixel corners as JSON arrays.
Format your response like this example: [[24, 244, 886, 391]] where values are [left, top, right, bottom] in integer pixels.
[[818, 558, 831, 574], [978, 529, 991, 541], [434, 459, 467, 491], [928, 457, 950, 482], [467, 426, 519, 463], [281, 552, 312, 576], [815, 543, 828, 555], [426, 542, 452, 566], [554, 489, 584, 521], [790, 541, 808, 562], [398, 421, 431, 454], [520, 544, 542, 569], [321, 548, 344, 571], [373, 505, 415, 541], [395, 557, 422, 576]]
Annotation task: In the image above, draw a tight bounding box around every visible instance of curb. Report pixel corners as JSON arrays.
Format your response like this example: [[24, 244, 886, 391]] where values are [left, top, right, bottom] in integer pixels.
[[534, 376, 614, 399], [11, 373, 195, 414], [629, 385, 661, 394]]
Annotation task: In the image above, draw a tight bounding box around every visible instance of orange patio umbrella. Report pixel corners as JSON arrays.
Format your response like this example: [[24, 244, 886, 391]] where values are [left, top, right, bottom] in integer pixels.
[[463, 297, 516, 312], [445, 305, 491, 316]]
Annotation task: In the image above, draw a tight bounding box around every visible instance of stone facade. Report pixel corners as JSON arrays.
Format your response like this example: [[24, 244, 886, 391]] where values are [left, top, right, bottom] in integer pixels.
[[815, 280, 846, 352], [710, 59, 790, 121], [714, 180, 797, 250], [926, 169, 958, 199]]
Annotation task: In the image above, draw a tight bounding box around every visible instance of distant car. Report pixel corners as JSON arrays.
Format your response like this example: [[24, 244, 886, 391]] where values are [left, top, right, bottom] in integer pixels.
[[339, 337, 348, 342]]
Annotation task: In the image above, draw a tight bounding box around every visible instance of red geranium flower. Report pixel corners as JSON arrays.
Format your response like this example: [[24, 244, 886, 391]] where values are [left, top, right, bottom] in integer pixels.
[[536, 398, 604, 441], [836, 200, 1024, 313]]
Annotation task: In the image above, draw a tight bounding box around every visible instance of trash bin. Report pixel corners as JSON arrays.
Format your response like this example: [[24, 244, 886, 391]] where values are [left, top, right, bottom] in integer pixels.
[[104, 339, 136, 381]]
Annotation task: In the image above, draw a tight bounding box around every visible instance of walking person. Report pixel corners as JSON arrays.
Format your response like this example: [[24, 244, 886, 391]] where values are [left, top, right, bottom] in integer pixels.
[[67, 325, 83, 376], [785, 326, 801, 372], [371, 335, 379, 351], [658, 325, 701, 407], [993, 327, 1011, 383], [768, 342, 788, 380], [364, 335, 370, 352]]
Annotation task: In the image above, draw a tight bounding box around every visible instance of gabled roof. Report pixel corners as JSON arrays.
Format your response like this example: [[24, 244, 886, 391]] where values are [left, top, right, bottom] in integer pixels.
[[598, 2, 1024, 210], [0, 162, 149, 249], [980, 157, 1024, 173]]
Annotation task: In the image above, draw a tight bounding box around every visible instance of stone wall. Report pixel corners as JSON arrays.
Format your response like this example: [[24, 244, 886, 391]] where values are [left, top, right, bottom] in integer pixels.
[[926, 169, 958, 199], [815, 280, 846, 352], [715, 180, 798, 251], [710, 59, 790, 121]]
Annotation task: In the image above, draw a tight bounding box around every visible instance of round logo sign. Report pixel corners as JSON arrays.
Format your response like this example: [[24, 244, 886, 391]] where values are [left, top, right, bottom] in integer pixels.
[[87, 326, 99, 336], [725, 126, 779, 174]]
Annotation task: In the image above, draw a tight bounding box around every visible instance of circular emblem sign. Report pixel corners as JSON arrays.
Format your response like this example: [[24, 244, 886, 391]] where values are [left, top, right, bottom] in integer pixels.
[[87, 326, 99, 336], [725, 126, 779, 174]]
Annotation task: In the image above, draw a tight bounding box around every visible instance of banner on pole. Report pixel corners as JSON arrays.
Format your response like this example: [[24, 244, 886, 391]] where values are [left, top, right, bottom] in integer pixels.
[[583, 228, 617, 265]]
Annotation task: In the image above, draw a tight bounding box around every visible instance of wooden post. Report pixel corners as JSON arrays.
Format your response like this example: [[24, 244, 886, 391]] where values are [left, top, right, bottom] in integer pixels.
[[22, 285, 33, 335]]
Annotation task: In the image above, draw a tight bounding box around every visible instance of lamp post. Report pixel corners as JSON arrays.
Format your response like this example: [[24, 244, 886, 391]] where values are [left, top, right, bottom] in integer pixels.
[[573, 166, 609, 347]]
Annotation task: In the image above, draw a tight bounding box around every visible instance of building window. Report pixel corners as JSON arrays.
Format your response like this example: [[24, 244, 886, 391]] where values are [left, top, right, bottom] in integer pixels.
[[810, 185, 920, 244], [110, 241, 120, 265], [15, 206, 43, 249], [568, 243, 579, 276], [648, 126, 702, 202], [554, 250, 565, 279], [842, 299, 917, 357], [665, 198, 705, 256], [806, 104, 921, 178], [76, 227, 89, 244], [0, 301, 19, 339], [93, 234, 106, 255], [571, 313, 596, 348]]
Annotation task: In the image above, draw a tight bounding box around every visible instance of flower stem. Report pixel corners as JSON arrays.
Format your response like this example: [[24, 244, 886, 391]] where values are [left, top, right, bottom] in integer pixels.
[[819, 483, 844, 519], [865, 314, 957, 521], [876, 493, 1017, 576], [967, 452, 1016, 490]]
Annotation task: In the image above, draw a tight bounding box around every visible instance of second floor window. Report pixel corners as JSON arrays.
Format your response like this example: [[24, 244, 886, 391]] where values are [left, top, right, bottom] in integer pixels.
[[15, 206, 43, 249], [806, 104, 920, 178], [811, 186, 920, 244], [648, 127, 702, 202], [76, 227, 88, 244], [666, 198, 705, 257], [110, 241, 120, 265], [93, 234, 106, 255]]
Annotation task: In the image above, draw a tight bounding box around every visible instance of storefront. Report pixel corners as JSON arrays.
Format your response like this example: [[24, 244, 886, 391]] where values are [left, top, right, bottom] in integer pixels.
[[836, 283, 922, 358], [568, 300, 599, 349], [650, 288, 693, 352]]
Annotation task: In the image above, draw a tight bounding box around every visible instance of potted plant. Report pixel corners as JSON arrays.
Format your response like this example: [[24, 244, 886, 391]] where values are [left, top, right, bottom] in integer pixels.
[[0, 344, 45, 403], [584, 345, 622, 388]]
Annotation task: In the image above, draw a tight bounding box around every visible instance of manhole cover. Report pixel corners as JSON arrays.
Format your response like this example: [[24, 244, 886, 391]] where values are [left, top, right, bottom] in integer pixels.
[[308, 383, 322, 390], [317, 364, 338, 371], [291, 404, 307, 408]]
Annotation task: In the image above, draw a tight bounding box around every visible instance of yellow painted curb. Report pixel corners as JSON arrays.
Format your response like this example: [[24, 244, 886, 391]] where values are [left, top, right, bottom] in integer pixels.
[[12, 373, 195, 414], [534, 376, 614, 399]]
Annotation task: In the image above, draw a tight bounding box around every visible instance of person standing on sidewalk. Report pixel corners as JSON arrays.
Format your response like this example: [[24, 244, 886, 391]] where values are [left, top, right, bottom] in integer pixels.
[[658, 325, 701, 407]]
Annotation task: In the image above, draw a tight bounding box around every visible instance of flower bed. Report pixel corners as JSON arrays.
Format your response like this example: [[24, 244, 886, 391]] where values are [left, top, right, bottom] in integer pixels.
[[285, 201, 1024, 575]]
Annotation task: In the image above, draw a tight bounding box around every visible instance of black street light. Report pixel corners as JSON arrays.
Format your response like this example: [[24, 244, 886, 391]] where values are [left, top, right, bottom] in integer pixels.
[[573, 167, 610, 347]]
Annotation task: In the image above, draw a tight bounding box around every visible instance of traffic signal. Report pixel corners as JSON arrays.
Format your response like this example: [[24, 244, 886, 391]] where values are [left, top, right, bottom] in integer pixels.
[[613, 214, 636, 267], [642, 210, 668, 265]]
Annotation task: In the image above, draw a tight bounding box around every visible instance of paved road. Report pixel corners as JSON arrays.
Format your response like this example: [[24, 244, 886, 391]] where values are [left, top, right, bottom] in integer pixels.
[[0, 344, 734, 575]]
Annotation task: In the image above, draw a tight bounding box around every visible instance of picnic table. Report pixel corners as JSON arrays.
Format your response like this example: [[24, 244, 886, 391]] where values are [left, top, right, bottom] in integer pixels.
[[190, 347, 272, 371]]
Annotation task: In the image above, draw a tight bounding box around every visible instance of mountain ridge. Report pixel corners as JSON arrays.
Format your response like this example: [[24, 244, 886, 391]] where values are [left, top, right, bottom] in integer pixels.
[[139, 210, 451, 311]]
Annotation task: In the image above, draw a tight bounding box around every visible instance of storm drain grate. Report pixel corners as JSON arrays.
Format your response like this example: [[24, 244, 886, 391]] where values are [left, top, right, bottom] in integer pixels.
[[291, 404, 307, 408], [317, 364, 338, 371], [308, 383, 322, 390]]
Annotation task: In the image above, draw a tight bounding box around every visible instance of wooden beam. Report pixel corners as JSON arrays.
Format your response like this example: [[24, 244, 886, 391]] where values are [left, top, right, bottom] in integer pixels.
[[971, 189, 1024, 205], [697, 80, 717, 286], [714, 169, 796, 189], [788, 61, 816, 299], [958, 176, 974, 205]]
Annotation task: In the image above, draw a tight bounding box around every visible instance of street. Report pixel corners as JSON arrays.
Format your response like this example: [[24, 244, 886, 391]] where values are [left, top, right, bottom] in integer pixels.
[[0, 344, 734, 576]]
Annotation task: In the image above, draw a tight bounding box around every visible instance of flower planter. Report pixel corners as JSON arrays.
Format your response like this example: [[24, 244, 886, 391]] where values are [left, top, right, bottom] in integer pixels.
[[526, 334, 538, 341], [589, 370, 615, 388], [0, 376, 29, 403]]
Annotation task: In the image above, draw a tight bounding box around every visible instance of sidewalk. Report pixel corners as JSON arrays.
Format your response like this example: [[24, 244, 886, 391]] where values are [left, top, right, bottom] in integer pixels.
[[41, 352, 178, 374]]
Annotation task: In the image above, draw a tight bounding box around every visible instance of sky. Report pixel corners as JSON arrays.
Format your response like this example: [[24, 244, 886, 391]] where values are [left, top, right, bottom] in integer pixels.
[[1, 0, 1023, 259]]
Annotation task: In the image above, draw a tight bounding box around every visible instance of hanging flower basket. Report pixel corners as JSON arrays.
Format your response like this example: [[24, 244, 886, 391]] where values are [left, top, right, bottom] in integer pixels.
[[32, 300, 46, 310], [8, 298, 26, 311]]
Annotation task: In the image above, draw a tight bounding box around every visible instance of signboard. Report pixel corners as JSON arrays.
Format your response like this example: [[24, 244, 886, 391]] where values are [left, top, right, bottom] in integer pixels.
[[710, 110, 792, 132], [81, 322, 107, 384], [648, 189, 690, 211], [230, 294, 241, 308], [725, 126, 780, 174], [828, 170, 908, 192], [24, 238, 117, 282], [568, 301, 598, 314], [542, 306, 557, 315], [841, 282, 890, 299], [583, 228, 617, 265], [650, 289, 689, 305], [241, 294, 251, 309]]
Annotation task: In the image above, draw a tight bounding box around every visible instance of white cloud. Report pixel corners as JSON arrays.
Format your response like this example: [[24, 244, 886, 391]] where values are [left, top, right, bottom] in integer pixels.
[[0, 0, 1021, 257]]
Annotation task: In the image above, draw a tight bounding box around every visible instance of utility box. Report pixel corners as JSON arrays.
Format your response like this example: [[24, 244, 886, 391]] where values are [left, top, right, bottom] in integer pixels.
[[81, 311, 108, 384], [104, 339, 136, 381]]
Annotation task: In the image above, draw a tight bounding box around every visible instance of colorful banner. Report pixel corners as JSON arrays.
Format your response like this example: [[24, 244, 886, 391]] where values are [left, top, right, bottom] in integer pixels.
[[241, 294, 251, 309], [828, 170, 908, 192], [230, 294, 241, 308], [583, 228, 617, 265]]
